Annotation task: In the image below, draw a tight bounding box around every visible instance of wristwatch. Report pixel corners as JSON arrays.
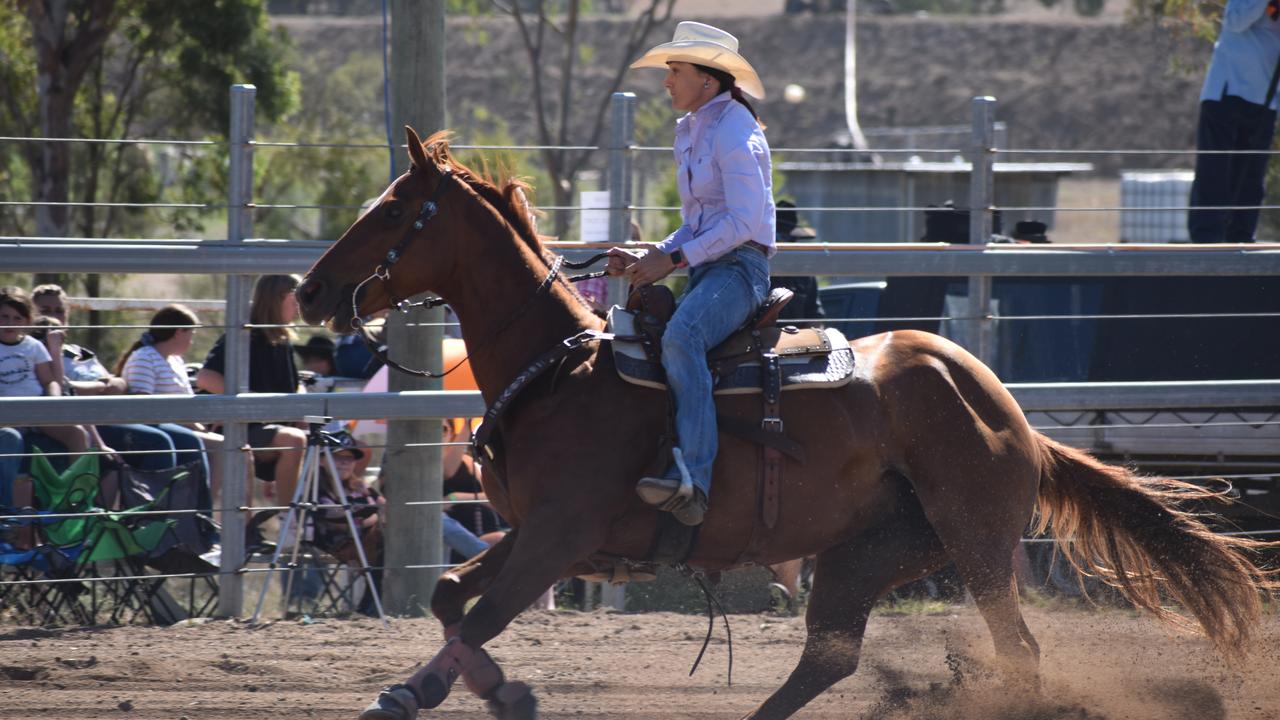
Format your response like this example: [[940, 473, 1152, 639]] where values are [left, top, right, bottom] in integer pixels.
[[668, 249, 688, 268]]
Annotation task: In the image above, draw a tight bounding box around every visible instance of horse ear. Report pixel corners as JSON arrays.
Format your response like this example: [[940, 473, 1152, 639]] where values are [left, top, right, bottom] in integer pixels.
[[405, 126, 429, 170]]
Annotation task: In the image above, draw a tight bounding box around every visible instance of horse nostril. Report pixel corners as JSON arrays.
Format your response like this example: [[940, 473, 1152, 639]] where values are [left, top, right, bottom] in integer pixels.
[[297, 278, 324, 306]]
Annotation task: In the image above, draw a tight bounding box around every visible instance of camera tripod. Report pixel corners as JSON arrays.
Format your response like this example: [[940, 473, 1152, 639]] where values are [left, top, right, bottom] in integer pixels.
[[250, 416, 387, 625]]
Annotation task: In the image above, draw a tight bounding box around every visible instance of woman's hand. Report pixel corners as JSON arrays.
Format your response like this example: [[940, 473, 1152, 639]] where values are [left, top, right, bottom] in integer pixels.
[[45, 328, 65, 355], [605, 247, 644, 277], [621, 247, 677, 287]]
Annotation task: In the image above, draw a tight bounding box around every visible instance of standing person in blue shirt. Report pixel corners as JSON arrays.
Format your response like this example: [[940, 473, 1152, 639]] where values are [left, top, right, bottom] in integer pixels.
[[607, 21, 774, 526], [1188, 0, 1280, 243]]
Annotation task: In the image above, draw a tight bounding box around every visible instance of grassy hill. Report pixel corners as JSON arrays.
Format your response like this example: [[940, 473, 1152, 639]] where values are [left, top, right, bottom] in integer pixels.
[[275, 13, 1207, 175]]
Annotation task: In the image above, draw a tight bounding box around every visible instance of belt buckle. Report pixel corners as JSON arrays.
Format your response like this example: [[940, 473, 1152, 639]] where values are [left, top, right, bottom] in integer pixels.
[[761, 417, 784, 432]]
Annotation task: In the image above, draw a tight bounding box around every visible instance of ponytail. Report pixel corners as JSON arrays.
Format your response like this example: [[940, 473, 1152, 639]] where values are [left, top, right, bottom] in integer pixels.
[[694, 64, 765, 128], [728, 85, 764, 128], [114, 304, 200, 375]]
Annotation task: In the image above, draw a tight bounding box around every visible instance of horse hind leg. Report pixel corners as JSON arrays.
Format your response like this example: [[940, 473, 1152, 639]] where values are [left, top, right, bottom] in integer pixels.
[[903, 453, 1042, 688], [742, 488, 948, 720]]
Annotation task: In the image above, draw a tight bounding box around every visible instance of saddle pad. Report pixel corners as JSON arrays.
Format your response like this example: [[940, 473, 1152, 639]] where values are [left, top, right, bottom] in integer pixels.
[[606, 307, 856, 395]]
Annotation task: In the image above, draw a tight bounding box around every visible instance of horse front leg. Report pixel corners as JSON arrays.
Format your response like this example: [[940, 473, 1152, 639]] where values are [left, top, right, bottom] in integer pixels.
[[361, 506, 606, 720], [431, 529, 518, 631], [430, 531, 526, 710]]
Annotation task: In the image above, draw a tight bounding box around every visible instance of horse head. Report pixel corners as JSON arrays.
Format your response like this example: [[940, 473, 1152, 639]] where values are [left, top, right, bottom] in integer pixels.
[[297, 126, 543, 333]]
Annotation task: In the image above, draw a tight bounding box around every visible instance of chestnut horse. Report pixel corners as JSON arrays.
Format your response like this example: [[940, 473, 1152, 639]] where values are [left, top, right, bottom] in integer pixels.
[[297, 129, 1272, 720]]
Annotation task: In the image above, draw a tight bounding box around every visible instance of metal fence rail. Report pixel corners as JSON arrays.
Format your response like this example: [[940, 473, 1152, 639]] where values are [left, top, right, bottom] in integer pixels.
[[6, 240, 1280, 276], [5, 89, 1280, 621], [4, 381, 1280, 429]]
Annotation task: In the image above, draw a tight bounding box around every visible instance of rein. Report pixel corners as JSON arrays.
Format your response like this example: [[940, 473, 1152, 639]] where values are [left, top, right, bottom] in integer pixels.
[[347, 168, 612, 379]]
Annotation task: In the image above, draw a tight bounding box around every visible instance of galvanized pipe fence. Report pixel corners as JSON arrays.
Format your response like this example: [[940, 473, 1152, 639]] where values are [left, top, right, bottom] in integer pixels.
[[4, 89, 1280, 618]]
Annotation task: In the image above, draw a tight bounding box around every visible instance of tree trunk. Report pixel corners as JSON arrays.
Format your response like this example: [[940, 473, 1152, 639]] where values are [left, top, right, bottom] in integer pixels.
[[25, 1, 116, 243]]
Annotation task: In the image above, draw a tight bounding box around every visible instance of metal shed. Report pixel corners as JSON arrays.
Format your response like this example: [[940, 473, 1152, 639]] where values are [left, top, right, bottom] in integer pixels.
[[779, 159, 1094, 243]]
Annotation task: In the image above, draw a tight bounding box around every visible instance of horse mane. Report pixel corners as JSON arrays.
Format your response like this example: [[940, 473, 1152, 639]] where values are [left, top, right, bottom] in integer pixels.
[[419, 131, 547, 259], [416, 131, 601, 316]]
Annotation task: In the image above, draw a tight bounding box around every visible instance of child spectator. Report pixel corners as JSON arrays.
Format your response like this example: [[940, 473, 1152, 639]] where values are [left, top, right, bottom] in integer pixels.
[[0, 286, 89, 512], [314, 431, 384, 565], [294, 335, 336, 377]]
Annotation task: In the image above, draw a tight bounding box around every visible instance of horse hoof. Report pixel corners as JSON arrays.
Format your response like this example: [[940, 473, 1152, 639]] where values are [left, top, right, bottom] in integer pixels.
[[485, 681, 538, 720], [359, 685, 419, 720], [768, 583, 795, 615]]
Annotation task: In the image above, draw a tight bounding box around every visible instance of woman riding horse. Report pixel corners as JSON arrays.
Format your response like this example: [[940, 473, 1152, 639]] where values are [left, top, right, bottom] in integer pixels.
[[608, 22, 774, 528]]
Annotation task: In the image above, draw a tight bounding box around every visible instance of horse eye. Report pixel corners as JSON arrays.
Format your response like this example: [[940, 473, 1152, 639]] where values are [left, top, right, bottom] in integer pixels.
[[385, 201, 404, 220]]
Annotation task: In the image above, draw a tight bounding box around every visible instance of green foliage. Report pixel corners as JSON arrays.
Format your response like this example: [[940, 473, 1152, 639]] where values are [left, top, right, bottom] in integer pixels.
[[252, 47, 388, 241], [1125, 0, 1222, 42], [448, 0, 495, 14], [134, 0, 300, 130]]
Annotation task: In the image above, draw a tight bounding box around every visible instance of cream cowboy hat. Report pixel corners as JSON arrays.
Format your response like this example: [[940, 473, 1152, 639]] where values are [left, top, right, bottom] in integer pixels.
[[630, 21, 765, 100]]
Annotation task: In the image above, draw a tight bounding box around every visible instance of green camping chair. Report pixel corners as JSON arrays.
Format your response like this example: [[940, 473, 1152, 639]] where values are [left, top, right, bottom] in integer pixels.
[[29, 451, 101, 547], [27, 450, 182, 624]]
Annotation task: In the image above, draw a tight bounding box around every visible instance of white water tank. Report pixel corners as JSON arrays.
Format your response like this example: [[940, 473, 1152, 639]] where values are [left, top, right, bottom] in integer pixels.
[[1119, 170, 1194, 243]]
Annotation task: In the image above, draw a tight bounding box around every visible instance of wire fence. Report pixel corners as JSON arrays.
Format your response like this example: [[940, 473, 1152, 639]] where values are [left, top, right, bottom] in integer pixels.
[[5, 93, 1280, 624], [9, 132, 1280, 237]]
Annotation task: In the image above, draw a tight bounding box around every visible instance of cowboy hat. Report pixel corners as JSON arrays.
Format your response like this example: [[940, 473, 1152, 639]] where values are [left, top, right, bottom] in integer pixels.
[[630, 21, 765, 100]]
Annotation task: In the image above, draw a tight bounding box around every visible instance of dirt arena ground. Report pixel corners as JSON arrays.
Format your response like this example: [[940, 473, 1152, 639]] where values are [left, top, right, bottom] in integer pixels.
[[1, 603, 1277, 720]]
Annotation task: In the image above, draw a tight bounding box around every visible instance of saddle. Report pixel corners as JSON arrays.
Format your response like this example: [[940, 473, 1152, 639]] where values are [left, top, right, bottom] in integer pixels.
[[607, 284, 857, 566], [609, 286, 856, 396]]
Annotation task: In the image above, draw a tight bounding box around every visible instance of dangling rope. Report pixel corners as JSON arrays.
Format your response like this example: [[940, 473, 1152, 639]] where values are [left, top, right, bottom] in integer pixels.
[[687, 570, 734, 687]]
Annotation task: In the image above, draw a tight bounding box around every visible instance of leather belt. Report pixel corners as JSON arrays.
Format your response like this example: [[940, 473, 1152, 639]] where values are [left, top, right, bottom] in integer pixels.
[[743, 240, 769, 256]]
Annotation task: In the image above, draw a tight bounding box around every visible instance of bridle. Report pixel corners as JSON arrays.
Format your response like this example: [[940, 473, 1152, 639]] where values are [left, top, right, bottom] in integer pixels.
[[347, 166, 611, 379]]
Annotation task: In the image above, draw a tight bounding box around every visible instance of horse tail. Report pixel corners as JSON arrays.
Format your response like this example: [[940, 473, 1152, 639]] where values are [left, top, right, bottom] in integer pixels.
[[1032, 433, 1277, 660]]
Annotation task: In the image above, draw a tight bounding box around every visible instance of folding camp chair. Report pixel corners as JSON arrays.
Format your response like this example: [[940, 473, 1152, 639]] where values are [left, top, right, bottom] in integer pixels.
[[118, 461, 220, 617], [0, 538, 93, 625], [27, 450, 184, 625]]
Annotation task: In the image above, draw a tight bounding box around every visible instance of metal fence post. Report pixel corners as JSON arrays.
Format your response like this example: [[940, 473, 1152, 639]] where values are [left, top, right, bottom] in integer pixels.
[[967, 96, 996, 368], [216, 84, 255, 618], [606, 92, 636, 306]]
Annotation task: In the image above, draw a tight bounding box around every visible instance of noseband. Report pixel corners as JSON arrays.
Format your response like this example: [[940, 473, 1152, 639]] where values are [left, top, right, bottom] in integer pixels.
[[347, 167, 610, 379]]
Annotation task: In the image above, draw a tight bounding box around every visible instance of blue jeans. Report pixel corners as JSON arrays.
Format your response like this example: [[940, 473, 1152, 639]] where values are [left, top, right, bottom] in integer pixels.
[[661, 245, 771, 497], [442, 512, 490, 561], [96, 424, 178, 471], [0, 427, 24, 508]]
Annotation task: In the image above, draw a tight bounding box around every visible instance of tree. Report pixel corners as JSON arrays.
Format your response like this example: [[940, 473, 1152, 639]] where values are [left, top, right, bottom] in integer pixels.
[[0, 1, 297, 245], [496, 0, 676, 235]]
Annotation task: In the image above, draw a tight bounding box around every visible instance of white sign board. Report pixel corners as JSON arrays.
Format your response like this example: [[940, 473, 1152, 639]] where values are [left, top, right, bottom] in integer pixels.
[[579, 190, 610, 243]]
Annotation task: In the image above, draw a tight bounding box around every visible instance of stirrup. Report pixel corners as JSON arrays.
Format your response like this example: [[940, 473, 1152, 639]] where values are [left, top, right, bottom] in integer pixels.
[[359, 684, 420, 720], [636, 447, 695, 511]]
